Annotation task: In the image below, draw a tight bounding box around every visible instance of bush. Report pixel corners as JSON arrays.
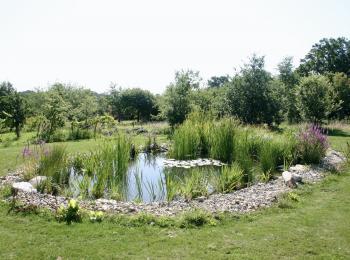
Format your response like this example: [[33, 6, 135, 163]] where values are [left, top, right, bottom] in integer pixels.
[[56, 199, 82, 225], [179, 210, 217, 228], [89, 210, 104, 223], [297, 124, 329, 164]]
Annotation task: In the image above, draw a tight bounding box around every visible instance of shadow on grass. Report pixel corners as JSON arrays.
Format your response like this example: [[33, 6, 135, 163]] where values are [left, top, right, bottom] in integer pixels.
[[326, 128, 350, 137]]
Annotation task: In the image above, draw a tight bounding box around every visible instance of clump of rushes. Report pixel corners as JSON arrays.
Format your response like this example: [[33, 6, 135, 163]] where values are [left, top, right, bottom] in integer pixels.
[[22, 142, 69, 195], [213, 163, 243, 193], [171, 120, 201, 159], [258, 139, 280, 181], [297, 124, 329, 164], [234, 131, 254, 184], [209, 118, 237, 163]]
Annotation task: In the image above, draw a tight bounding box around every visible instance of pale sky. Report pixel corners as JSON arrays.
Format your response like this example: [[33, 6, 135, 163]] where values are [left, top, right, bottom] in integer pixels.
[[0, 0, 349, 94]]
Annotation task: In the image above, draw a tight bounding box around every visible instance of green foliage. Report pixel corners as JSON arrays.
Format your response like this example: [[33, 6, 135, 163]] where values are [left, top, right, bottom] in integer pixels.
[[180, 169, 209, 200], [328, 72, 350, 120], [0, 82, 27, 138], [162, 70, 201, 126], [170, 119, 201, 159], [209, 118, 236, 163], [76, 135, 130, 199], [89, 210, 104, 223], [212, 164, 243, 193], [56, 199, 82, 225], [36, 145, 69, 194], [179, 210, 217, 228], [298, 37, 350, 76], [38, 91, 68, 141], [296, 75, 334, 122], [226, 55, 282, 125]]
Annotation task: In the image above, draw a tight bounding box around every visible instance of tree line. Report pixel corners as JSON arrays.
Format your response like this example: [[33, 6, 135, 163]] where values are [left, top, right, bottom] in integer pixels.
[[1, 37, 350, 140]]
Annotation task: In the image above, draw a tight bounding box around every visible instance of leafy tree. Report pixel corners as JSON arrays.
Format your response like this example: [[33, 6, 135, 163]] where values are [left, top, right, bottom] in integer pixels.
[[109, 85, 123, 122], [38, 92, 68, 141], [120, 88, 156, 122], [295, 75, 334, 122], [298, 37, 350, 76], [207, 75, 229, 88], [0, 82, 15, 120], [3, 92, 27, 138], [226, 55, 282, 125], [0, 82, 27, 138], [162, 70, 201, 126], [277, 57, 300, 123], [328, 72, 350, 119]]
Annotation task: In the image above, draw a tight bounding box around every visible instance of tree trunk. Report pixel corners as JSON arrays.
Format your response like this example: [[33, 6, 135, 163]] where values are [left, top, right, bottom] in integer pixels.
[[15, 124, 20, 139]]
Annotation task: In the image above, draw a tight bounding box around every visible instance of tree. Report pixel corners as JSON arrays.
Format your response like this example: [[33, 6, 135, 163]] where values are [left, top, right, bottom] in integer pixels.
[[120, 88, 156, 122], [3, 92, 27, 138], [328, 72, 350, 119], [296, 75, 334, 122], [207, 75, 229, 88], [0, 82, 27, 138], [162, 70, 201, 126], [298, 37, 350, 76], [226, 55, 282, 125], [0, 82, 15, 120], [38, 91, 68, 141], [277, 57, 300, 123]]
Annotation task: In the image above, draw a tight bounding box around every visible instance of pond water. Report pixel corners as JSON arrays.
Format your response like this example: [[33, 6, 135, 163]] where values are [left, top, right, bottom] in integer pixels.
[[69, 153, 223, 203]]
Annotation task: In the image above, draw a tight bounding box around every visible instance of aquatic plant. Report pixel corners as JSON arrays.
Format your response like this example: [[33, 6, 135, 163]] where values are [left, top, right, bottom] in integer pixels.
[[212, 163, 243, 193], [209, 118, 236, 163], [180, 168, 209, 200]]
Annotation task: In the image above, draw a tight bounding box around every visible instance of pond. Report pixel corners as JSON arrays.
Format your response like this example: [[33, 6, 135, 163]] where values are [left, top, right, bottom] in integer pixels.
[[69, 153, 223, 203]]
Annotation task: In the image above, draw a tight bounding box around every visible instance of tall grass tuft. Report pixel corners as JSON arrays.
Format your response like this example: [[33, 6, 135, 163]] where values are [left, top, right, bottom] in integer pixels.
[[212, 163, 243, 193], [209, 118, 237, 163], [171, 120, 201, 159]]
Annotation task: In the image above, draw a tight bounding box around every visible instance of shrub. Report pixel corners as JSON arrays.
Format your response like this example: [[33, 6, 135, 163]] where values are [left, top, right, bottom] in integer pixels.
[[297, 124, 329, 164], [89, 210, 104, 223], [179, 210, 217, 228], [56, 199, 82, 225]]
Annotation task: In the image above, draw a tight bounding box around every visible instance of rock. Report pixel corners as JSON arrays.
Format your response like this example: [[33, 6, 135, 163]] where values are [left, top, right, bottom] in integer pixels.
[[282, 171, 302, 188], [29, 176, 47, 188], [289, 164, 306, 172], [195, 196, 206, 202], [282, 171, 292, 182], [12, 182, 37, 193]]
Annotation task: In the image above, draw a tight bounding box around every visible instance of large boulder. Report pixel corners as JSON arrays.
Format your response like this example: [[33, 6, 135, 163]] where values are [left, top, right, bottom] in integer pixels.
[[282, 171, 303, 188], [29, 176, 47, 188], [12, 182, 37, 193]]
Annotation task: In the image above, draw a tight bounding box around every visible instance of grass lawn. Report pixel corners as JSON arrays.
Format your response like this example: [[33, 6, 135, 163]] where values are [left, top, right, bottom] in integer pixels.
[[0, 124, 349, 259]]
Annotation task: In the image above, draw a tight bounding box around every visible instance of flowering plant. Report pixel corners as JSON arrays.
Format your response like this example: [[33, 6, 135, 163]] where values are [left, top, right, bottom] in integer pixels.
[[297, 124, 329, 164]]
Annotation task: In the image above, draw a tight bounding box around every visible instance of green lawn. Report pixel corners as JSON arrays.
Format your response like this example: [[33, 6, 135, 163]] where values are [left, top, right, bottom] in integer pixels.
[[0, 124, 349, 259]]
